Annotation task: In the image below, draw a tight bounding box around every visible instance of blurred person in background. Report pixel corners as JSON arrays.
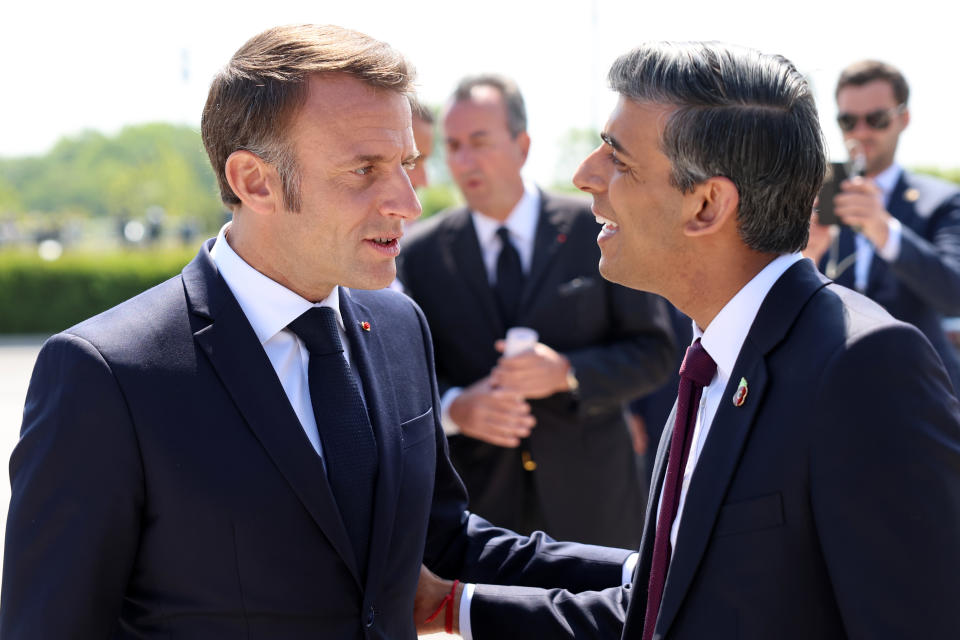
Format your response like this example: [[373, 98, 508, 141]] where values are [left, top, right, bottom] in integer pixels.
[[399, 74, 674, 548], [807, 60, 960, 394]]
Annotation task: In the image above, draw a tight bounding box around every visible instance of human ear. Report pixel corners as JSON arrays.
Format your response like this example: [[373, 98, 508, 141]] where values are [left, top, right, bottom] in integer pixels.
[[683, 176, 739, 236], [224, 150, 281, 215], [516, 131, 531, 163]]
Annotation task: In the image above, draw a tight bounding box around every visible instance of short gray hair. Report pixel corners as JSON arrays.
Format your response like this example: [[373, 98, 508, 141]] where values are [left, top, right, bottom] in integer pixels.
[[608, 42, 826, 254], [452, 74, 527, 138]]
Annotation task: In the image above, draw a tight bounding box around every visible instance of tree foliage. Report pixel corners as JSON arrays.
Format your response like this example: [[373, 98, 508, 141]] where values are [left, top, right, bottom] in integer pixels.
[[0, 123, 223, 227]]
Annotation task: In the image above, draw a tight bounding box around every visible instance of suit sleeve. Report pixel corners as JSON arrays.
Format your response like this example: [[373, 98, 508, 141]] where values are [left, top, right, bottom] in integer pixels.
[[887, 188, 960, 315], [0, 333, 144, 638], [411, 299, 633, 592], [810, 324, 960, 636], [565, 287, 675, 419]]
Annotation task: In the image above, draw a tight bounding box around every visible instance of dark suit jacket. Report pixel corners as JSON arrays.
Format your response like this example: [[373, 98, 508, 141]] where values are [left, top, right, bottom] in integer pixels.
[[469, 259, 960, 638], [399, 191, 675, 547], [826, 170, 960, 393], [0, 240, 633, 639]]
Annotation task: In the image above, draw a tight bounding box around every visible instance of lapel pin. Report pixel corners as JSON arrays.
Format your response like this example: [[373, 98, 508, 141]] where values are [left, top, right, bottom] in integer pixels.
[[556, 233, 567, 244], [360, 321, 371, 332], [732, 377, 748, 407], [904, 188, 920, 203]]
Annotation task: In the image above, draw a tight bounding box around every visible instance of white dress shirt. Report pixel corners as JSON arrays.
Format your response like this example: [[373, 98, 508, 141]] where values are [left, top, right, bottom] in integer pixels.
[[439, 180, 541, 435], [666, 252, 803, 550], [853, 162, 903, 291], [209, 222, 354, 460]]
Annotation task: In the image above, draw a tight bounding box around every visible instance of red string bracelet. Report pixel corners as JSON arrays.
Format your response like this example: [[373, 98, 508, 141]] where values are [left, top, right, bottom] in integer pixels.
[[424, 579, 460, 634]]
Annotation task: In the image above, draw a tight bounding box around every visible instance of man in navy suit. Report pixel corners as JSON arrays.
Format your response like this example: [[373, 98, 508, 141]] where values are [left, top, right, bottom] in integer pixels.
[[808, 60, 960, 393], [0, 25, 634, 639], [416, 42, 960, 639]]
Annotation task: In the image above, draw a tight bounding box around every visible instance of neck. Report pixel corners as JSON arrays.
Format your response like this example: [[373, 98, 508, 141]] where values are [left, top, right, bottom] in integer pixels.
[[226, 216, 334, 303], [674, 249, 778, 331]]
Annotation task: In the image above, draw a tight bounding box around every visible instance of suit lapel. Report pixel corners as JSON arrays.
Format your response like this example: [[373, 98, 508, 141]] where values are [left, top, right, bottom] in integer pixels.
[[182, 244, 362, 586], [338, 291, 402, 592], [654, 260, 829, 638], [447, 209, 504, 335], [522, 192, 576, 310]]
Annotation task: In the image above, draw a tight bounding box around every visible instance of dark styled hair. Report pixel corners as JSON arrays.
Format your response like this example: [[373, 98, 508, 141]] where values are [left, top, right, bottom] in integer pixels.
[[608, 42, 826, 254], [452, 74, 527, 137], [836, 60, 909, 105], [201, 24, 414, 211]]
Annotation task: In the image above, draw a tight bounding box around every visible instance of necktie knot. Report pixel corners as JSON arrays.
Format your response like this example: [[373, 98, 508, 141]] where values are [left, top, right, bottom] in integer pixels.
[[496, 226, 512, 244], [679, 339, 717, 387], [287, 307, 343, 356]]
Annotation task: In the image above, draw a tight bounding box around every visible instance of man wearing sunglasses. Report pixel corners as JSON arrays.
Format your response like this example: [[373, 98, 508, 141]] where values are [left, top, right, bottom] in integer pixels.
[[809, 60, 960, 394]]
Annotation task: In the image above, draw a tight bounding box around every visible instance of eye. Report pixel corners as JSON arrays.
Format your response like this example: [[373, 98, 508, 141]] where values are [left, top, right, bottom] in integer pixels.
[[402, 160, 418, 172], [354, 166, 373, 176], [608, 150, 627, 170]]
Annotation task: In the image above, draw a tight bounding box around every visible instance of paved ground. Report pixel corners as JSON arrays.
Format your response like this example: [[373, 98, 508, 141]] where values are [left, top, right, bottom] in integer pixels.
[[0, 336, 455, 636]]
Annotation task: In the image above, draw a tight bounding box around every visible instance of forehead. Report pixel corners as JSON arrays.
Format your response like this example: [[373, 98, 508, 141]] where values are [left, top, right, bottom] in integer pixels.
[[837, 80, 899, 111], [443, 88, 510, 136], [291, 73, 413, 153]]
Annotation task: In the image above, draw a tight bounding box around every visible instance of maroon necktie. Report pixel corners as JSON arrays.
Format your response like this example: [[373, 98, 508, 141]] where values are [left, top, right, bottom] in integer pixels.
[[642, 339, 716, 640]]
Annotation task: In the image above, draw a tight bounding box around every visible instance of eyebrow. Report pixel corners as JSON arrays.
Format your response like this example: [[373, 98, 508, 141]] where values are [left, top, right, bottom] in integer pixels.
[[353, 152, 422, 165], [601, 132, 633, 160]]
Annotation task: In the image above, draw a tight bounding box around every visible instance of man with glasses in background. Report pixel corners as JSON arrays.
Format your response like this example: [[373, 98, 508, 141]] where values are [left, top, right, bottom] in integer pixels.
[[808, 60, 960, 394]]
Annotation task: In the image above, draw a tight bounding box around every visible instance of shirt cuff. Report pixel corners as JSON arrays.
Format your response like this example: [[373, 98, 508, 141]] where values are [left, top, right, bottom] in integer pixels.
[[622, 552, 639, 584], [459, 582, 476, 640], [440, 387, 464, 435], [877, 216, 902, 261]]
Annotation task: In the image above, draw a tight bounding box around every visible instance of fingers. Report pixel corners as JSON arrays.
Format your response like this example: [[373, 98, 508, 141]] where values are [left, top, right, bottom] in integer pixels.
[[450, 383, 535, 448]]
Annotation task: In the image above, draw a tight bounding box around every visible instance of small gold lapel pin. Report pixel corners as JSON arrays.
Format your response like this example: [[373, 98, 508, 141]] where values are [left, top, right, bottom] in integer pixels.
[[904, 188, 920, 203], [360, 321, 371, 332], [732, 377, 748, 407]]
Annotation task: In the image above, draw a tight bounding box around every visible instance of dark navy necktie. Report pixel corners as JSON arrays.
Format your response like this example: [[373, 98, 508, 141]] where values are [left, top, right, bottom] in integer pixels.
[[642, 339, 716, 640], [494, 226, 524, 328], [287, 306, 378, 577]]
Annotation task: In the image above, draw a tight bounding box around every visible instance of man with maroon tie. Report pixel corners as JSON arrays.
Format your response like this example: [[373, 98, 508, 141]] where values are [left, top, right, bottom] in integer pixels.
[[416, 41, 960, 639]]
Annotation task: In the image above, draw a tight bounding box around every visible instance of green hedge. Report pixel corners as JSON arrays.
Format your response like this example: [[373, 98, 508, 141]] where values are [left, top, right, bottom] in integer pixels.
[[0, 248, 197, 334]]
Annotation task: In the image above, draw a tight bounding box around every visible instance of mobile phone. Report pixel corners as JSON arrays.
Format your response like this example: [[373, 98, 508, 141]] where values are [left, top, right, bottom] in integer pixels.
[[815, 162, 852, 226]]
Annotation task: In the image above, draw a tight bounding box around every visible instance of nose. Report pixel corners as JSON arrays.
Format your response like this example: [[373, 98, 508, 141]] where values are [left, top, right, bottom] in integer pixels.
[[573, 144, 608, 195], [381, 166, 423, 221]]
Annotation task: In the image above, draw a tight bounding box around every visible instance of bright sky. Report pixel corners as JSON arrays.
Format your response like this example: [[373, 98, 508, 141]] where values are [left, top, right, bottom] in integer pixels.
[[3, 0, 958, 185]]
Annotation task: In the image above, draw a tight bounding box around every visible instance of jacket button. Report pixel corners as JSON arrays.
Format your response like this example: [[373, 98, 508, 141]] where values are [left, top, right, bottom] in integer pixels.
[[365, 606, 375, 628]]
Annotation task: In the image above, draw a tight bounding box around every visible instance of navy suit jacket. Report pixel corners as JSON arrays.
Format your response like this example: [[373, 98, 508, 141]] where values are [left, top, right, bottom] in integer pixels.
[[399, 191, 674, 547], [828, 170, 960, 393], [0, 241, 632, 639], [469, 259, 960, 638]]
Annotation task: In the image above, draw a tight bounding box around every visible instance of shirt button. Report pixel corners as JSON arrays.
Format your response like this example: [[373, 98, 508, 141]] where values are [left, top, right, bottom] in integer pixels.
[[365, 606, 375, 628]]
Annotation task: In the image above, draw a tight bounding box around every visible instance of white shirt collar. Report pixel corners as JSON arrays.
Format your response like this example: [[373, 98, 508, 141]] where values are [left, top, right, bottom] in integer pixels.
[[873, 162, 903, 204], [470, 179, 541, 250], [209, 222, 345, 345], [694, 253, 804, 381]]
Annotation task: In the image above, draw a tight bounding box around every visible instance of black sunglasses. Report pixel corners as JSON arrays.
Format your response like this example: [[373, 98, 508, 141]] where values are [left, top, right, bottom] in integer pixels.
[[837, 104, 906, 132]]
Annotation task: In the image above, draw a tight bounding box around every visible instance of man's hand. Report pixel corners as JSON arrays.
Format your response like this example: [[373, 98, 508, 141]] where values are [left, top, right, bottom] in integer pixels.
[[490, 341, 573, 399], [803, 210, 834, 264], [448, 377, 535, 448], [414, 564, 464, 635], [835, 177, 891, 248]]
